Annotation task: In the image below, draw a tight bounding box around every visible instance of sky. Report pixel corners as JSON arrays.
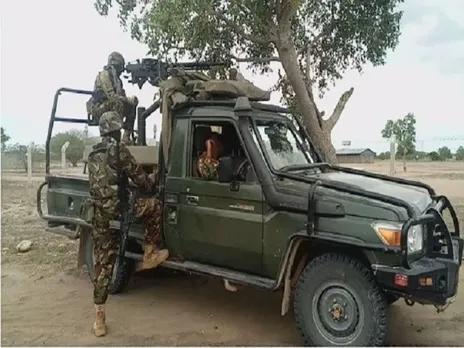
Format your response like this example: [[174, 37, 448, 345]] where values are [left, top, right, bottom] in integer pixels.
[[1, 0, 464, 153]]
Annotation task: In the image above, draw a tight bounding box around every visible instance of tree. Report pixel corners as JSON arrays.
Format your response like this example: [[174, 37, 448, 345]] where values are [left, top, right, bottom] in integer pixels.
[[1, 127, 10, 150], [381, 113, 416, 172], [456, 146, 464, 161], [428, 151, 440, 162], [94, 0, 404, 163], [437, 146, 452, 161], [377, 151, 390, 160], [50, 130, 85, 167]]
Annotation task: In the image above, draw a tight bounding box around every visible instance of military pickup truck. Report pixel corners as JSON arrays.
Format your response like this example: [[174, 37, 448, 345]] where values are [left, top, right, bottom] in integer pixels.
[[37, 81, 462, 346]]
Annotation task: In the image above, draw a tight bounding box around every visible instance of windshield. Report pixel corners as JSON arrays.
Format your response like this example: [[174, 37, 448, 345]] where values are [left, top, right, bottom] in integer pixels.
[[251, 118, 315, 171]]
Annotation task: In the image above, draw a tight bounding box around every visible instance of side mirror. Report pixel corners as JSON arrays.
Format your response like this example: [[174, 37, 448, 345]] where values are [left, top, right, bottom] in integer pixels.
[[218, 157, 234, 183]]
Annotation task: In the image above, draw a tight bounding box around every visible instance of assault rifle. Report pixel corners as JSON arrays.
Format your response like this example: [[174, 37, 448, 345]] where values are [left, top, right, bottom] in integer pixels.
[[124, 58, 229, 89], [117, 187, 137, 263]]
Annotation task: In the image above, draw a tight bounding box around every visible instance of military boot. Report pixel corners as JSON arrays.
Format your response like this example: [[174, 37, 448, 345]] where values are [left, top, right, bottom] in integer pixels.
[[122, 130, 133, 145], [93, 304, 106, 337], [136, 245, 169, 271]]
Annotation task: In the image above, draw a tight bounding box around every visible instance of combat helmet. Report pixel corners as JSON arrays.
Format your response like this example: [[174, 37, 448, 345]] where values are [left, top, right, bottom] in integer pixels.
[[99, 111, 122, 136], [107, 51, 125, 67]]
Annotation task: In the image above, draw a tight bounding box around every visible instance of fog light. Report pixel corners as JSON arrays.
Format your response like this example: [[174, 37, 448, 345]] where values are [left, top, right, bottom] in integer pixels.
[[437, 275, 446, 290], [419, 277, 433, 287], [394, 274, 408, 287]]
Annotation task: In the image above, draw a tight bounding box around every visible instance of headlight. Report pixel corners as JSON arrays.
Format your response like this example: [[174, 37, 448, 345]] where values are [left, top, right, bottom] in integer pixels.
[[407, 225, 424, 253], [372, 221, 424, 253]]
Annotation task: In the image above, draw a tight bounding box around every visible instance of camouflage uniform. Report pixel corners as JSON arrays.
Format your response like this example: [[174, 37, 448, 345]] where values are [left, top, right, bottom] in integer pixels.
[[87, 52, 138, 144], [87, 111, 168, 337], [197, 155, 219, 180]]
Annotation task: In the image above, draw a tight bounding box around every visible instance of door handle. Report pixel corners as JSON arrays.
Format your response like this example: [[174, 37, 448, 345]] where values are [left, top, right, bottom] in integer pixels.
[[186, 195, 199, 205]]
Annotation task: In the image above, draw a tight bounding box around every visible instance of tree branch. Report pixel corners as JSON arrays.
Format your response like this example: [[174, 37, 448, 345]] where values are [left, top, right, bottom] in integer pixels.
[[229, 54, 281, 63], [276, 0, 282, 20], [215, 12, 272, 46], [325, 87, 354, 131], [279, 0, 299, 22]]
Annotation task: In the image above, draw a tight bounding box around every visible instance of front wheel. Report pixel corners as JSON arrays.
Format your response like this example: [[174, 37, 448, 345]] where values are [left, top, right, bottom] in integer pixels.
[[85, 234, 135, 295], [294, 253, 388, 346]]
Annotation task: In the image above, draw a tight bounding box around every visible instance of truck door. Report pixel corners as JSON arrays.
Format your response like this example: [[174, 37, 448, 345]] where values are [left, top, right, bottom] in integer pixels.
[[176, 119, 264, 275]]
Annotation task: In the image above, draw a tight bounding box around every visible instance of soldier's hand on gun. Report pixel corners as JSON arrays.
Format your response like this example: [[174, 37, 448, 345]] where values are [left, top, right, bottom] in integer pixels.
[[148, 172, 157, 187]]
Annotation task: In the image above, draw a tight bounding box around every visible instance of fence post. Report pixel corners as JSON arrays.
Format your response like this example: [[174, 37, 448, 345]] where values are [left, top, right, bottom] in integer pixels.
[[27, 143, 33, 186], [389, 135, 396, 175], [61, 141, 70, 169]]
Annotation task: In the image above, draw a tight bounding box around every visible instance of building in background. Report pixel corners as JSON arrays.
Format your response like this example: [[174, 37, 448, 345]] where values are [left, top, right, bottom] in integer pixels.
[[336, 148, 376, 164]]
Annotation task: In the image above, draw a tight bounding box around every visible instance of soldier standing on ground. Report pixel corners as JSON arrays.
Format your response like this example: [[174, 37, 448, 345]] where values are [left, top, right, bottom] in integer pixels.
[[87, 111, 169, 337], [87, 52, 138, 145]]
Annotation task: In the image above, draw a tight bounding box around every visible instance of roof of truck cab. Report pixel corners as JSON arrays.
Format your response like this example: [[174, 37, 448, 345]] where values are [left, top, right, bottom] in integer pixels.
[[173, 100, 290, 120]]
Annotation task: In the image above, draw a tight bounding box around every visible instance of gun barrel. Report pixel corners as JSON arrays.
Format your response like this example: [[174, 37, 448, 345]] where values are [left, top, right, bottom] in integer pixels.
[[123, 59, 230, 88], [173, 61, 228, 68]]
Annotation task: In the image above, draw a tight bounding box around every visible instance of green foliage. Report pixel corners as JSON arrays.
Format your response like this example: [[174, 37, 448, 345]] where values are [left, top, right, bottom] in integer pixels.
[[95, 0, 403, 94], [1, 127, 10, 150], [428, 151, 440, 162], [94, 0, 404, 161], [377, 151, 390, 160], [455, 146, 464, 161], [415, 151, 428, 160], [437, 146, 452, 161], [50, 130, 86, 166], [381, 113, 416, 157]]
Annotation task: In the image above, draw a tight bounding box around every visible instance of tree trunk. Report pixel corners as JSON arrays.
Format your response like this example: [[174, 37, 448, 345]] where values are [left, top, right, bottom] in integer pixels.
[[402, 152, 407, 172], [274, 33, 338, 163]]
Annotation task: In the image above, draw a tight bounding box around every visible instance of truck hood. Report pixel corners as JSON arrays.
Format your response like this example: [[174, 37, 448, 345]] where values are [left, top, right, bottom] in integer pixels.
[[279, 171, 433, 214]]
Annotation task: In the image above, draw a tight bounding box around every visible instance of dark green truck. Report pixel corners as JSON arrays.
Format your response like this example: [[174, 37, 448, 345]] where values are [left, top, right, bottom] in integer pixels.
[[38, 87, 463, 346]]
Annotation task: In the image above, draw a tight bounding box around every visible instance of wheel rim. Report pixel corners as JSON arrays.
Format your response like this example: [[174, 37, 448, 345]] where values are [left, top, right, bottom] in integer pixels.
[[311, 281, 364, 345]]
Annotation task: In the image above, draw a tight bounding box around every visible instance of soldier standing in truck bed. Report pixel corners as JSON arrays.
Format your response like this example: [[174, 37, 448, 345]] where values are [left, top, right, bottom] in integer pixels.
[[87, 111, 169, 337], [87, 52, 138, 145]]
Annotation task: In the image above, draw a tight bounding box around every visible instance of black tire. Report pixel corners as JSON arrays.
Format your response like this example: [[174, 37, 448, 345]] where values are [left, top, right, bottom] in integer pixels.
[[85, 234, 135, 295], [294, 253, 388, 346]]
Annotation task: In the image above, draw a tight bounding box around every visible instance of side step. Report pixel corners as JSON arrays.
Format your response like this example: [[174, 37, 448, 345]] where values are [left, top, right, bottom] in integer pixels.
[[45, 226, 79, 239], [125, 251, 275, 290]]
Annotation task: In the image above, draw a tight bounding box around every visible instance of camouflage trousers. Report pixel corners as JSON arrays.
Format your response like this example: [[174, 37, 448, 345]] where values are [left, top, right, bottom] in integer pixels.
[[90, 98, 136, 131], [197, 154, 219, 180], [92, 197, 162, 305]]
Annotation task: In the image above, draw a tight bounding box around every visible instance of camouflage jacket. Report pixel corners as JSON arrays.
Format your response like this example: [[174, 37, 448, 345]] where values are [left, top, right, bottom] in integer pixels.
[[93, 66, 126, 103], [88, 136, 154, 202]]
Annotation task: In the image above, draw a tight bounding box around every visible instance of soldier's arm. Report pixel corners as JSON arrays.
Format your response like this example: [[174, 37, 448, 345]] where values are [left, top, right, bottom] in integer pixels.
[[107, 142, 154, 191], [99, 70, 125, 101], [118, 143, 155, 191]]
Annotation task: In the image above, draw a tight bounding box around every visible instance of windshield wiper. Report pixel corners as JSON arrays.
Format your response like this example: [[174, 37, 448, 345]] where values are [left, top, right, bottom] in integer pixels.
[[278, 163, 330, 172]]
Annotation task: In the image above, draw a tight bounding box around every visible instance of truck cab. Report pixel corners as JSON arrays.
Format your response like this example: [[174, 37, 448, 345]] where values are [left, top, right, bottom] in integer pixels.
[[37, 86, 463, 347]]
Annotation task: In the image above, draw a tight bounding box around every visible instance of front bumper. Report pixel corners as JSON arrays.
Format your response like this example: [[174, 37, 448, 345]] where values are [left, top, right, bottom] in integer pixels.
[[375, 238, 463, 305], [375, 195, 463, 306]]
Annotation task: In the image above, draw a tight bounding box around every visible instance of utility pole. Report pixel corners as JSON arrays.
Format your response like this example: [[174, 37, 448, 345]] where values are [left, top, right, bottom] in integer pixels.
[[27, 143, 33, 186], [389, 135, 396, 175], [61, 141, 70, 169]]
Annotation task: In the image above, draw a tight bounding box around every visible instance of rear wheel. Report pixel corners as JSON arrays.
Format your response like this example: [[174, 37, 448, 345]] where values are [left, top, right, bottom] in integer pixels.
[[294, 253, 388, 346], [85, 234, 135, 295]]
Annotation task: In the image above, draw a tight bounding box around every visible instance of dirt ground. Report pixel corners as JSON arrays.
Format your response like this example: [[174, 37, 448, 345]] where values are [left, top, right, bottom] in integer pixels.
[[2, 161, 464, 346]]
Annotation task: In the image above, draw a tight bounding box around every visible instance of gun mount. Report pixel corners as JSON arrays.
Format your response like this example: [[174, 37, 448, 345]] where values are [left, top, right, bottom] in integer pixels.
[[124, 58, 229, 89]]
